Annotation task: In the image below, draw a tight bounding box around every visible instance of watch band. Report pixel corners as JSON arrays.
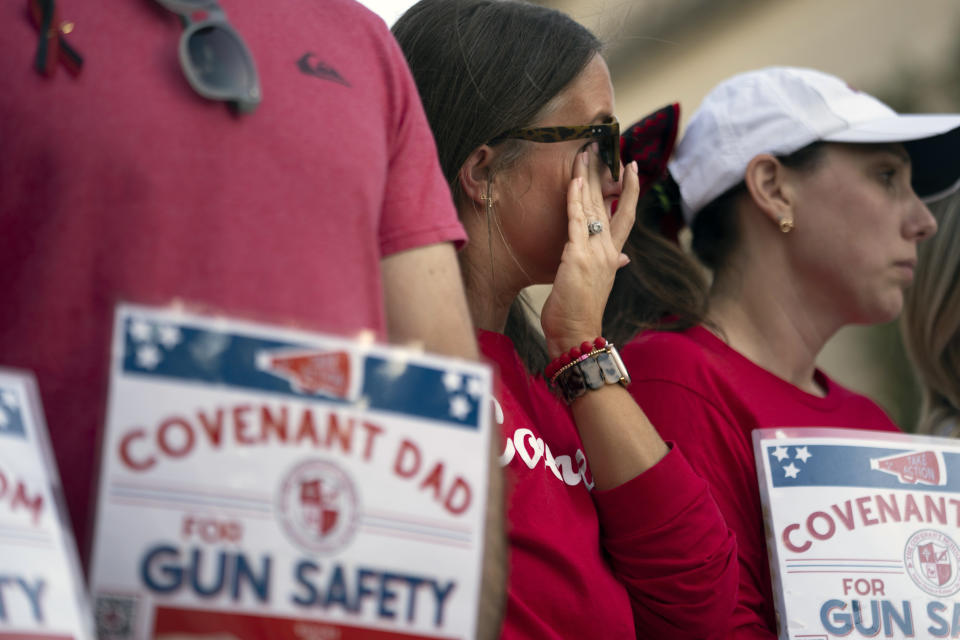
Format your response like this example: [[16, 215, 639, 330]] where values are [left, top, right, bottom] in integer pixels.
[[549, 344, 630, 404]]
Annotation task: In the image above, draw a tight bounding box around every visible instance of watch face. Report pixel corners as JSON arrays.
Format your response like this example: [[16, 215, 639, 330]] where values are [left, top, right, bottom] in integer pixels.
[[608, 345, 631, 385]]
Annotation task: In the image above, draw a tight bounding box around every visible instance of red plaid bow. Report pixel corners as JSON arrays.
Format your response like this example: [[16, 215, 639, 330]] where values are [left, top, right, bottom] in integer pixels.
[[620, 103, 682, 241]]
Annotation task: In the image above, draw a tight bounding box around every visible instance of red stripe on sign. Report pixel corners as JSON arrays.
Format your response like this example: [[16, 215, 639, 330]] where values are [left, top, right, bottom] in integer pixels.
[[153, 606, 459, 640]]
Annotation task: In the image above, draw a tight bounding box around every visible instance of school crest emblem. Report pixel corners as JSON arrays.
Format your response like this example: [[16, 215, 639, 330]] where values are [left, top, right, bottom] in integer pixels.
[[904, 529, 960, 596], [277, 459, 359, 553]]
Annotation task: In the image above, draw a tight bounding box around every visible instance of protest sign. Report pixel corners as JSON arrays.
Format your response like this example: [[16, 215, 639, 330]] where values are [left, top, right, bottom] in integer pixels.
[[755, 427, 960, 639], [89, 305, 492, 639], [0, 368, 94, 640]]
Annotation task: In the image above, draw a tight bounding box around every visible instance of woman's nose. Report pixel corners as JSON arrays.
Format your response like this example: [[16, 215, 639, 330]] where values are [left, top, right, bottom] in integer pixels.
[[907, 196, 938, 241]]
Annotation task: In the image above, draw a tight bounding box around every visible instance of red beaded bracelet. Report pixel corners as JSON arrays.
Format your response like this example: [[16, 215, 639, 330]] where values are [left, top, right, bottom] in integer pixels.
[[545, 337, 607, 379]]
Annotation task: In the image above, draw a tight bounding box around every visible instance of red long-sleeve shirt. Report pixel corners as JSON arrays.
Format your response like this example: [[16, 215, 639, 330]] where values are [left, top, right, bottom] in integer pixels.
[[480, 330, 738, 638], [621, 326, 900, 638]]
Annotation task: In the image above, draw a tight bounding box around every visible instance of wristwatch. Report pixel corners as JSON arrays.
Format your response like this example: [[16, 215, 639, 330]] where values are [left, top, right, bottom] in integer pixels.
[[549, 344, 631, 404]]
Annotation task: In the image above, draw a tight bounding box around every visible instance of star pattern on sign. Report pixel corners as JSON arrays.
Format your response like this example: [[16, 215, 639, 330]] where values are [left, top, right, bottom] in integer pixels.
[[127, 318, 188, 370], [443, 371, 462, 392], [768, 443, 814, 480], [0, 388, 18, 429], [1, 390, 18, 408], [157, 325, 182, 349], [136, 344, 162, 370], [449, 394, 471, 420], [466, 376, 485, 398], [129, 318, 154, 343]]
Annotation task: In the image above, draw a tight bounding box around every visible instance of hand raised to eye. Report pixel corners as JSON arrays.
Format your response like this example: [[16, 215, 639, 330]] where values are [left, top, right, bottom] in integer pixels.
[[541, 148, 639, 359]]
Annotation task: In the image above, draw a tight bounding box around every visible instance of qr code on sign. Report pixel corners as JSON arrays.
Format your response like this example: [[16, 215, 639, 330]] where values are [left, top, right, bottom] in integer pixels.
[[96, 594, 138, 640]]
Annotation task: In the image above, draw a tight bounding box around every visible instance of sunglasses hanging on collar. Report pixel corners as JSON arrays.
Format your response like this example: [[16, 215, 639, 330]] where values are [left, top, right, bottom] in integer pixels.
[[28, 0, 259, 114], [153, 0, 261, 113]]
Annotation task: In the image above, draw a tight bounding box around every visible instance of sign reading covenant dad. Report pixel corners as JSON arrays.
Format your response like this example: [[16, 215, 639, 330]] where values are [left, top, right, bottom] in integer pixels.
[[0, 368, 94, 640], [89, 305, 492, 640], [755, 427, 960, 640]]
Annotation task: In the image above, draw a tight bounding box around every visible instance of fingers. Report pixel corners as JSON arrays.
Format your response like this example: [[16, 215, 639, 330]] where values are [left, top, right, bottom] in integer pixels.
[[566, 171, 587, 246], [610, 160, 638, 252], [583, 143, 606, 220], [568, 146, 622, 248]]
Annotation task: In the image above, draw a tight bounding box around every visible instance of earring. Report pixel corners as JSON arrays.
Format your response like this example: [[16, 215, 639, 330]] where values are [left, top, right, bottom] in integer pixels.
[[778, 216, 794, 233], [481, 184, 493, 215]]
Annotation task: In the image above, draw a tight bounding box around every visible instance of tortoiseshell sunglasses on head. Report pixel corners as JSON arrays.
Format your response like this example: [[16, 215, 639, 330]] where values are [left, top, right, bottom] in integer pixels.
[[487, 118, 621, 181]]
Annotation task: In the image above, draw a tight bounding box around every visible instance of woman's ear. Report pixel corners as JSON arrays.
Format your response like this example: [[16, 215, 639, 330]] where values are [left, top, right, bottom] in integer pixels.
[[459, 144, 496, 205], [744, 153, 794, 227]]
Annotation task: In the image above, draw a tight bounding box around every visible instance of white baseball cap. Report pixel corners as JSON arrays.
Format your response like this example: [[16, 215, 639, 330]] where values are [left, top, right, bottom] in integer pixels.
[[668, 66, 960, 223]]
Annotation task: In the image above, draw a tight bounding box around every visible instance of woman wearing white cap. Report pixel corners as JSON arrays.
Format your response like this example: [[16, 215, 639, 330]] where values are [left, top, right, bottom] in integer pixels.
[[605, 66, 960, 638]]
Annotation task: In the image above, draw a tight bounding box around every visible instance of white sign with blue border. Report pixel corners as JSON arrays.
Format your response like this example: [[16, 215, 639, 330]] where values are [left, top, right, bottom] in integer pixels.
[[0, 368, 94, 640], [755, 427, 960, 640], [89, 304, 492, 640]]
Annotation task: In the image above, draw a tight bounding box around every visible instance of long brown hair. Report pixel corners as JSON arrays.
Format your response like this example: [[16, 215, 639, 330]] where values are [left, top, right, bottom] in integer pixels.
[[604, 177, 709, 345], [902, 193, 960, 436], [393, 0, 603, 372]]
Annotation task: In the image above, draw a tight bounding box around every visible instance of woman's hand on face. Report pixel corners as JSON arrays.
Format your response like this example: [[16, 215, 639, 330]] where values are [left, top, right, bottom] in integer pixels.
[[541, 146, 639, 359]]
